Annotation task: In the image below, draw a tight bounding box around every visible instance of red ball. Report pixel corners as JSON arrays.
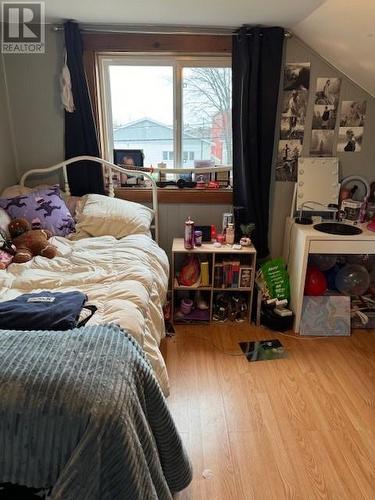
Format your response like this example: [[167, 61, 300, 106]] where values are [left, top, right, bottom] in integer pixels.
[[304, 266, 327, 296]]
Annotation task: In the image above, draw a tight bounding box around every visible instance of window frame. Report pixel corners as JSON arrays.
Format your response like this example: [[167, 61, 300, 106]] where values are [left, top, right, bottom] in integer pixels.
[[97, 53, 232, 169]]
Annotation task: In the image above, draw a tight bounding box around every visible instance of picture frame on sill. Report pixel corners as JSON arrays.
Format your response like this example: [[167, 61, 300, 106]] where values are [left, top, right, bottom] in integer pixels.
[[214, 170, 230, 188], [113, 149, 145, 187]]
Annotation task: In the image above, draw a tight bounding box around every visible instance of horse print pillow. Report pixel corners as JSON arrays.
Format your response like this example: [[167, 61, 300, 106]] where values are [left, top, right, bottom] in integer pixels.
[[0, 185, 75, 237]]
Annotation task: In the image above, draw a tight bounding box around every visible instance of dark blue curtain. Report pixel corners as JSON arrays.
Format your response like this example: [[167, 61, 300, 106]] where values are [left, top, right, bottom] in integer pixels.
[[232, 26, 284, 258], [64, 21, 105, 196]]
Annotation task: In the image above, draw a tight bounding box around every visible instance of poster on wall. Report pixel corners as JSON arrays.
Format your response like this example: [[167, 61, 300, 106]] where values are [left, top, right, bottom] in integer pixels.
[[337, 101, 366, 153], [314, 78, 341, 109], [310, 77, 341, 157], [339, 100, 366, 127], [312, 105, 336, 130], [275, 140, 303, 182], [283, 63, 310, 91], [337, 127, 364, 153], [310, 130, 335, 157], [276, 62, 310, 182], [280, 90, 308, 141]]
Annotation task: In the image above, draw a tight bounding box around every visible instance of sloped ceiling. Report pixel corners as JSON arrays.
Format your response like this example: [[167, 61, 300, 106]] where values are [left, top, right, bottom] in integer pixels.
[[38, 0, 325, 27], [3, 0, 374, 96], [293, 0, 375, 97]]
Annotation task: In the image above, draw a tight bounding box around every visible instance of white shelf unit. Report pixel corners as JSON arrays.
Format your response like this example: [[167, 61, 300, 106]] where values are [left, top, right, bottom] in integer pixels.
[[171, 238, 257, 324]]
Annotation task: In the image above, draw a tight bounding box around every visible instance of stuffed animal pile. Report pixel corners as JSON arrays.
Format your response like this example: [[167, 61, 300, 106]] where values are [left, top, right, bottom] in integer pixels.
[[0, 217, 57, 268], [8, 218, 57, 263]]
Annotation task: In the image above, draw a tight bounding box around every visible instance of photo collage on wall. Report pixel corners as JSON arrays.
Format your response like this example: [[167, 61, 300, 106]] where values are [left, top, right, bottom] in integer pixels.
[[337, 100, 366, 153], [276, 63, 310, 182], [310, 78, 341, 157]]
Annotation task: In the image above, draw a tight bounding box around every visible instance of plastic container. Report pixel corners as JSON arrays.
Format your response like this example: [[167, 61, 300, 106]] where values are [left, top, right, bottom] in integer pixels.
[[194, 230, 202, 246]]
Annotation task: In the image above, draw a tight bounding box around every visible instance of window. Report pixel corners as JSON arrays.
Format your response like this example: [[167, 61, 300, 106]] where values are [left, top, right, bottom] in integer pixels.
[[99, 55, 232, 171]]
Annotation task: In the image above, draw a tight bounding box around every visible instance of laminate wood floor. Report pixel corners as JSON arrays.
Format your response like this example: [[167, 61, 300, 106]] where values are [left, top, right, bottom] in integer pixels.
[[161, 324, 375, 500]]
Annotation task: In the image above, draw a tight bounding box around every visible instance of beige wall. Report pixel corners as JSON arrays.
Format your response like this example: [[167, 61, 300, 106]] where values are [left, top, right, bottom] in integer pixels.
[[0, 55, 17, 190], [2, 29, 64, 173], [269, 36, 375, 257], [2, 30, 374, 258]]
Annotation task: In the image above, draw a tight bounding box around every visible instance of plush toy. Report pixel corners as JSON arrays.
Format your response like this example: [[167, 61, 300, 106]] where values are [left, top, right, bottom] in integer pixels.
[[8, 218, 57, 263], [0, 229, 15, 269]]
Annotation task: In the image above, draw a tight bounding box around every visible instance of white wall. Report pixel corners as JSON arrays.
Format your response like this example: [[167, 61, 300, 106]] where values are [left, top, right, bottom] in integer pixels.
[[0, 55, 17, 190]]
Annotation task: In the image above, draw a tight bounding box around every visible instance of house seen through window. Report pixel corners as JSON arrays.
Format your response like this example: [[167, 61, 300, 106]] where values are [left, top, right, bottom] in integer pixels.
[[100, 56, 232, 173]]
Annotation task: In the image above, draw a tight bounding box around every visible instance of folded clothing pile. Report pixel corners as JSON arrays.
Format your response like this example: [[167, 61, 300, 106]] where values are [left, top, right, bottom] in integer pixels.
[[0, 291, 95, 331]]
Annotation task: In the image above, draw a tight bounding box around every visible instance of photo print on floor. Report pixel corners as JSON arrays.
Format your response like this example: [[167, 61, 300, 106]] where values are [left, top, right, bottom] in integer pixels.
[[239, 339, 287, 362]]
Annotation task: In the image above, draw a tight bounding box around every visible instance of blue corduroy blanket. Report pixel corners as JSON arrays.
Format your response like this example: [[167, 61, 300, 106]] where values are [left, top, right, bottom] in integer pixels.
[[0, 324, 192, 499]]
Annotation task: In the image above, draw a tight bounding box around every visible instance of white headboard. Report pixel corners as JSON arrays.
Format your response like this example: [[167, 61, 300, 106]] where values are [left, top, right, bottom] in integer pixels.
[[19, 155, 233, 244]]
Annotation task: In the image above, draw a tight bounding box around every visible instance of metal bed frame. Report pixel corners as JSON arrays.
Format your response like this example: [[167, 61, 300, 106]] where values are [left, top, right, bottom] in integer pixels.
[[19, 155, 232, 244]]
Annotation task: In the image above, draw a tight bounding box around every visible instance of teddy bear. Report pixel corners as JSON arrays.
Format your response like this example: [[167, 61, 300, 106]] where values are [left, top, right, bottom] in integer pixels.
[[8, 218, 57, 263]]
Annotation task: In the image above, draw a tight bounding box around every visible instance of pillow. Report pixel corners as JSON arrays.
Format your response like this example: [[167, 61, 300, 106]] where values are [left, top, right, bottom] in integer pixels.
[[0, 186, 75, 237], [1, 185, 33, 198], [75, 194, 153, 238], [64, 195, 81, 218], [0, 208, 11, 238]]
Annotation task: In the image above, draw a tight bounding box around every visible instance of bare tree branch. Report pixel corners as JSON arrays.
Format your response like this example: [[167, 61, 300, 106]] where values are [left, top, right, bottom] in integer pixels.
[[184, 68, 232, 162]]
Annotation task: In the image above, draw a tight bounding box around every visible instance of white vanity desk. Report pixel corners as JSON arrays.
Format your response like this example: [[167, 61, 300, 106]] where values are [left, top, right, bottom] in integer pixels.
[[283, 217, 375, 333]]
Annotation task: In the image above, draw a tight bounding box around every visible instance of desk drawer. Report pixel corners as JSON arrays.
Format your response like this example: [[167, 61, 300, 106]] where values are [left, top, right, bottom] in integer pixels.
[[309, 239, 375, 254]]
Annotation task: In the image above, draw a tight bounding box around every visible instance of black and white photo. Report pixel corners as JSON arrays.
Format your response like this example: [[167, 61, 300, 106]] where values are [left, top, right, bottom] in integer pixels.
[[340, 101, 366, 127], [315, 78, 341, 108], [280, 90, 308, 140], [337, 127, 364, 153], [283, 63, 310, 91], [275, 139, 302, 182], [310, 130, 335, 156], [312, 104, 337, 130]]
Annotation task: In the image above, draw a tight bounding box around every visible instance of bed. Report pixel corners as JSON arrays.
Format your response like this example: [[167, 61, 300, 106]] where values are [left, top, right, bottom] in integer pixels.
[[0, 156, 191, 498], [0, 156, 169, 394]]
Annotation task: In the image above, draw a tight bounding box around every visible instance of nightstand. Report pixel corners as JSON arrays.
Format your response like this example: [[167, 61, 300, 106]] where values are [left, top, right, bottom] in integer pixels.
[[171, 238, 257, 324]]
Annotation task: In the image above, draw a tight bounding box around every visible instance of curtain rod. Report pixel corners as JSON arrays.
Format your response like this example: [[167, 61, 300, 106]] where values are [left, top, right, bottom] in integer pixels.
[[52, 24, 292, 38]]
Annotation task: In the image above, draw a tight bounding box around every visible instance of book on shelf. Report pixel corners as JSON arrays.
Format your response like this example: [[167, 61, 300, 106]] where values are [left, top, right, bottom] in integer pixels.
[[213, 263, 223, 288], [200, 260, 210, 286], [231, 260, 240, 288], [214, 259, 251, 289]]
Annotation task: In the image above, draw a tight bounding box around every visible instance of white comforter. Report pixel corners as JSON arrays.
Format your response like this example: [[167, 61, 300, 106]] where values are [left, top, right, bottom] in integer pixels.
[[0, 234, 170, 395]]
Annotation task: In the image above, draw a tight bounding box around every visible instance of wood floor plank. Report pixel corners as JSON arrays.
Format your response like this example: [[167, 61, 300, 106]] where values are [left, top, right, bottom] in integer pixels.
[[163, 324, 375, 499]]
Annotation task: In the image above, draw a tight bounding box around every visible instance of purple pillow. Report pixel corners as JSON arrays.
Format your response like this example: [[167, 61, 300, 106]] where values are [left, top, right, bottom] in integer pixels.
[[0, 186, 75, 237]]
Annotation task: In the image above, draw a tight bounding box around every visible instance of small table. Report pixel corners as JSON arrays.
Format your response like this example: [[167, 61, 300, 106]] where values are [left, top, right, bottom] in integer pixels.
[[283, 217, 375, 333], [171, 238, 257, 324]]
